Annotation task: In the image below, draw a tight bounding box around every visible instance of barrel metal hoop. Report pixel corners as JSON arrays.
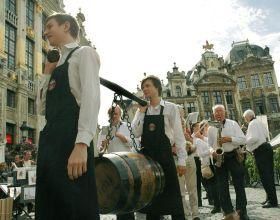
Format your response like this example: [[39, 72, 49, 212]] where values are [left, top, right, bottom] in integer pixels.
[[113, 152, 142, 213]]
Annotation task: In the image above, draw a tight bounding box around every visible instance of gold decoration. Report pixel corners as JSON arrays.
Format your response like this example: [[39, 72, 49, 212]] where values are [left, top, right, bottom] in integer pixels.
[[203, 40, 214, 51], [42, 39, 48, 51], [36, 3, 43, 13], [26, 26, 35, 39]]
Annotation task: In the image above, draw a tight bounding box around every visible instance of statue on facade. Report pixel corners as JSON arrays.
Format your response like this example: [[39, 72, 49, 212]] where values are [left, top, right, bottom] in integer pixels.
[[203, 40, 214, 51]]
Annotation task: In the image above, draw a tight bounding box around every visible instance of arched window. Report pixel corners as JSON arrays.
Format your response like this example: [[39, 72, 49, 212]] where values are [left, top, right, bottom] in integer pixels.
[[175, 86, 181, 97]]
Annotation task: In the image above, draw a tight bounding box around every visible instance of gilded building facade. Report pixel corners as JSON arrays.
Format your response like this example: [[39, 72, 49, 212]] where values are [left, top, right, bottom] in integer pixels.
[[127, 41, 280, 137], [161, 41, 280, 137], [0, 0, 91, 149]]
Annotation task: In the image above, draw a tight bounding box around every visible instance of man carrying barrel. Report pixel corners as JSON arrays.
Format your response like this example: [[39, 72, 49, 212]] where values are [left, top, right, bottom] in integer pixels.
[[132, 75, 187, 220], [97, 105, 139, 220]]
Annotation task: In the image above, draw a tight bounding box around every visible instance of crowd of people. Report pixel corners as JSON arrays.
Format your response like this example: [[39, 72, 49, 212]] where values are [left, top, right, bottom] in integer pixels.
[[98, 76, 279, 220], [31, 12, 278, 220]]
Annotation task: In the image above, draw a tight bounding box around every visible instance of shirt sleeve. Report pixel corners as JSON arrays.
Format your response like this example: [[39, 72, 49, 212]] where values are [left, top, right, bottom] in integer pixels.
[[231, 121, 246, 146], [169, 105, 187, 166], [246, 121, 262, 148], [131, 110, 145, 138], [196, 139, 210, 158], [207, 126, 216, 148], [75, 47, 101, 146], [36, 74, 51, 115]]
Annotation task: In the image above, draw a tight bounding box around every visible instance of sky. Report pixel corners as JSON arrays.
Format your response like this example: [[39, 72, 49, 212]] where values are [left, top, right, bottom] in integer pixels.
[[63, 0, 280, 126]]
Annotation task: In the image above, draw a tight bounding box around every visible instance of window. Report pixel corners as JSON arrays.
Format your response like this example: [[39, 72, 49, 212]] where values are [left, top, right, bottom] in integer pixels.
[[26, 0, 34, 28], [225, 90, 233, 105], [251, 74, 260, 88], [42, 13, 47, 40], [167, 90, 171, 97], [228, 109, 236, 120], [7, 89, 16, 108], [42, 51, 47, 73], [5, 22, 16, 70], [5, 0, 16, 14], [201, 91, 209, 104], [26, 38, 34, 80], [175, 86, 182, 97], [28, 98, 35, 114], [6, 123, 15, 147], [237, 76, 247, 89], [263, 72, 274, 86], [269, 97, 279, 113], [187, 90, 191, 96], [241, 101, 251, 113], [28, 129, 35, 144], [205, 111, 212, 120], [186, 102, 195, 113], [213, 91, 222, 104], [255, 100, 265, 115]]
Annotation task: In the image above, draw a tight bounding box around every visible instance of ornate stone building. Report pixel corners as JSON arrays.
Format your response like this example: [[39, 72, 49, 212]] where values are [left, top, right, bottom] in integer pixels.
[[226, 40, 280, 136], [0, 0, 91, 149], [128, 41, 280, 137], [165, 41, 280, 136]]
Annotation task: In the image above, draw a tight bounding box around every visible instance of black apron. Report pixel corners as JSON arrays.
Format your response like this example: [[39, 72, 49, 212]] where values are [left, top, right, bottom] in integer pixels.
[[140, 105, 184, 216], [35, 47, 100, 220]]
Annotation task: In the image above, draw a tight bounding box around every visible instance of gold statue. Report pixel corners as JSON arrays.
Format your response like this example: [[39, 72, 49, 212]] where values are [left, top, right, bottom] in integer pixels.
[[203, 40, 214, 51]]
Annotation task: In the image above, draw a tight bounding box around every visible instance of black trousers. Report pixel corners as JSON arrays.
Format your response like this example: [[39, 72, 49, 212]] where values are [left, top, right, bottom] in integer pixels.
[[215, 151, 247, 214], [146, 213, 185, 220], [194, 157, 202, 205], [117, 213, 135, 220], [254, 143, 278, 205]]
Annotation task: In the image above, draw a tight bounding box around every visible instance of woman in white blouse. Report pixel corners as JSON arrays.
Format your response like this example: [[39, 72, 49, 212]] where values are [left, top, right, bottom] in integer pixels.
[[192, 121, 221, 214]]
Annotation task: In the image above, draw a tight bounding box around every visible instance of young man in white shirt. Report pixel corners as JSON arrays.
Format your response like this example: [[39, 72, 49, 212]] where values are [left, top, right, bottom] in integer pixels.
[[243, 109, 278, 208], [36, 13, 100, 220], [132, 75, 187, 220], [208, 105, 248, 220]]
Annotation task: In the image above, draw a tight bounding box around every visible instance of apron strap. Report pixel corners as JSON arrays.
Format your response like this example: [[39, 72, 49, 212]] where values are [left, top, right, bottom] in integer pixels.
[[64, 46, 80, 63], [160, 105, 164, 115]]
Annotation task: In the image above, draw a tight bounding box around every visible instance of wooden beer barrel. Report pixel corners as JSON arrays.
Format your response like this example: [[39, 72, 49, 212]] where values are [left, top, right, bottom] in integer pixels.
[[94, 152, 165, 214]]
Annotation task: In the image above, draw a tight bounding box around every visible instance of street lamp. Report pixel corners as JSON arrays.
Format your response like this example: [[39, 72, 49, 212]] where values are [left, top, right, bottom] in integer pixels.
[[20, 121, 28, 142]]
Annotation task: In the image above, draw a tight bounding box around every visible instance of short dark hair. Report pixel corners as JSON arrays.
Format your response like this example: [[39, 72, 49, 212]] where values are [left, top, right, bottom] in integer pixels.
[[46, 13, 80, 39], [141, 75, 162, 96]]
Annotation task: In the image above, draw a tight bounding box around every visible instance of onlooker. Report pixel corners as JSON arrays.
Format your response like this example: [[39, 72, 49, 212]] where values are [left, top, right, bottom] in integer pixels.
[[243, 109, 278, 208], [22, 151, 35, 167]]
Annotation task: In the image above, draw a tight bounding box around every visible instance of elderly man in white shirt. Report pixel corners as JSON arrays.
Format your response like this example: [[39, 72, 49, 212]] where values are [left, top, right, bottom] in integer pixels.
[[208, 105, 248, 220], [243, 109, 278, 208], [36, 13, 100, 220], [132, 75, 187, 220]]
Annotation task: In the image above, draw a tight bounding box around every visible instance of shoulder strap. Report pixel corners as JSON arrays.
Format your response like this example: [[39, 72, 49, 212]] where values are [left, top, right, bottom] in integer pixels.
[[160, 105, 164, 115], [65, 46, 80, 63]]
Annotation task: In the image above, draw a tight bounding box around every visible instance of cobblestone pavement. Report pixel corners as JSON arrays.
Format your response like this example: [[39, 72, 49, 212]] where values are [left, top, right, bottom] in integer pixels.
[[101, 186, 280, 220]]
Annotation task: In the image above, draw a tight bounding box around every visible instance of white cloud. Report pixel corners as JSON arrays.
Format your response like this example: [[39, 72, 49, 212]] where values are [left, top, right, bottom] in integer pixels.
[[64, 0, 280, 125]]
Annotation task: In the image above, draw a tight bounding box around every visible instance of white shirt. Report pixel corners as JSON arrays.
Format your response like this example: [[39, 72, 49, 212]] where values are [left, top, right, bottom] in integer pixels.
[[97, 122, 139, 153], [208, 119, 246, 152], [245, 119, 269, 152], [37, 42, 101, 146], [132, 99, 187, 166], [193, 137, 212, 166]]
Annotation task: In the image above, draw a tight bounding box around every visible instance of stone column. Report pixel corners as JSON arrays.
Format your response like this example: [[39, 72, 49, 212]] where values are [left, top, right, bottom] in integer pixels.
[[0, 0, 6, 60]]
